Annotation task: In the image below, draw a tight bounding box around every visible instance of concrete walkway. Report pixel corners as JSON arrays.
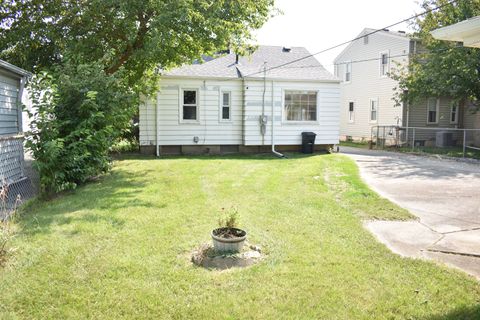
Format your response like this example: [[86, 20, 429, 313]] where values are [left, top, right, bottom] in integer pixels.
[[341, 147, 480, 279]]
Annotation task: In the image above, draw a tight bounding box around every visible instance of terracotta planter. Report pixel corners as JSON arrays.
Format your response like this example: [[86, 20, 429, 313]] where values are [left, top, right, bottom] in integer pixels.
[[211, 227, 247, 253]]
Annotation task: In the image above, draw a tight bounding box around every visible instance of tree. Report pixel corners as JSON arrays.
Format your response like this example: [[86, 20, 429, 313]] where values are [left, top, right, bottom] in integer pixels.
[[0, 0, 274, 195], [393, 0, 480, 110]]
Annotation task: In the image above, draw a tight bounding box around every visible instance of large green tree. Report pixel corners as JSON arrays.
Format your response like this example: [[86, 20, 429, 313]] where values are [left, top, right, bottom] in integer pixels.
[[394, 0, 480, 109], [0, 0, 274, 195]]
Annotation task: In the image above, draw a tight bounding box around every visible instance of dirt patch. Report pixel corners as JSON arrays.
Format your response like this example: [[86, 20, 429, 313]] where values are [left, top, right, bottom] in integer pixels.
[[191, 243, 263, 270]]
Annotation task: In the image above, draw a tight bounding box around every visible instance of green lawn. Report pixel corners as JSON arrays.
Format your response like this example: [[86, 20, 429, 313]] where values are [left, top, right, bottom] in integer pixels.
[[1, 154, 479, 319]]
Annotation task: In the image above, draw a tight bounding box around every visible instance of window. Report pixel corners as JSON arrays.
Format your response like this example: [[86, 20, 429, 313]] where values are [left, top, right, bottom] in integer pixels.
[[181, 89, 198, 121], [370, 99, 378, 122], [221, 91, 231, 121], [348, 101, 355, 123], [450, 104, 458, 124], [380, 51, 389, 76], [345, 62, 351, 82], [284, 90, 317, 121], [427, 98, 439, 124], [363, 35, 369, 45]]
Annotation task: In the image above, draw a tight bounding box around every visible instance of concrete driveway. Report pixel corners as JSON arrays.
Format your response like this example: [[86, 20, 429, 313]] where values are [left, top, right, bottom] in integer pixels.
[[341, 147, 480, 279]]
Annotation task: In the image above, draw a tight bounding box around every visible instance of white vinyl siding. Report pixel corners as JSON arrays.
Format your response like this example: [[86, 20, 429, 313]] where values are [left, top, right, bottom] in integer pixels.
[[0, 72, 20, 136], [427, 98, 439, 124], [335, 30, 410, 140]]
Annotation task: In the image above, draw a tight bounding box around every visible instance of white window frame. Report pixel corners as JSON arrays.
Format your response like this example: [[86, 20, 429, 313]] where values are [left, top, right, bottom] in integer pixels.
[[344, 61, 352, 83], [450, 104, 458, 124], [427, 97, 440, 124], [219, 90, 232, 122], [379, 50, 390, 77], [179, 88, 200, 124], [348, 101, 355, 123], [369, 98, 378, 123], [282, 89, 320, 124]]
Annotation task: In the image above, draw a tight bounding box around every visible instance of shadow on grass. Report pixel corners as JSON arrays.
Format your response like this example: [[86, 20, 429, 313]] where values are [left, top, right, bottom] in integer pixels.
[[17, 169, 160, 236], [423, 304, 480, 320]]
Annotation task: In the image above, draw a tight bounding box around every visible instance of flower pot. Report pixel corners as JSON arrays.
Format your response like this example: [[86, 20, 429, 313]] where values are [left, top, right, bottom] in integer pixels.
[[211, 227, 247, 253]]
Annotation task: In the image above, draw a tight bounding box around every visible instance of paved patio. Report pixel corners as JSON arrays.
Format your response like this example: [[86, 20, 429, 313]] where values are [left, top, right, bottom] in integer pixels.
[[341, 147, 480, 279]]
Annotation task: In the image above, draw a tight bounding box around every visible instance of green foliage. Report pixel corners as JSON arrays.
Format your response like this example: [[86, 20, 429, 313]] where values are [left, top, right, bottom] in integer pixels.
[[1, 0, 274, 196], [217, 207, 239, 228], [392, 0, 480, 106], [26, 61, 137, 195]]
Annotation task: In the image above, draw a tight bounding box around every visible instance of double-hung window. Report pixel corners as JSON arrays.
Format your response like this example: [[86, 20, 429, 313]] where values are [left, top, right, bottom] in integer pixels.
[[348, 102, 355, 123], [220, 91, 231, 121], [427, 98, 439, 124], [345, 62, 352, 82], [284, 90, 317, 122], [370, 99, 378, 122], [380, 51, 389, 77], [181, 89, 198, 121], [450, 104, 458, 124]]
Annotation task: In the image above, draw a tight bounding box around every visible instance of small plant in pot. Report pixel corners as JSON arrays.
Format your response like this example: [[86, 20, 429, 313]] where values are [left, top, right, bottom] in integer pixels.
[[211, 207, 247, 253]]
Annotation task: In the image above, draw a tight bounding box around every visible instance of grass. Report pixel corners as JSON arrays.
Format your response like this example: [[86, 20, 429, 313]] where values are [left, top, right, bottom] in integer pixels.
[[339, 140, 370, 149], [1, 154, 479, 319]]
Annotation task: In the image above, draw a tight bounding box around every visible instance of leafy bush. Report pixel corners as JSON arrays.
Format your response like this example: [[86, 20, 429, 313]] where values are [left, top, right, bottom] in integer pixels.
[[26, 61, 138, 196], [218, 207, 239, 229]]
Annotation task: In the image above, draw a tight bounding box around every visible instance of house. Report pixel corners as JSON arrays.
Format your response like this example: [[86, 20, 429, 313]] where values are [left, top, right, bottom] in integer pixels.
[[139, 46, 340, 155], [431, 16, 480, 48], [0, 59, 31, 212], [333, 28, 478, 146]]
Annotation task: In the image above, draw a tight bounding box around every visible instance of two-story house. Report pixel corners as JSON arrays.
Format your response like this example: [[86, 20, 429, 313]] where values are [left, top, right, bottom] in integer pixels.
[[334, 28, 478, 147]]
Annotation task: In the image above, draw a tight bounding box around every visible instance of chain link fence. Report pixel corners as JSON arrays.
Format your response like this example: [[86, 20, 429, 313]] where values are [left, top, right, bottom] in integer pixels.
[[0, 136, 38, 220], [371, 126, 480, 159]]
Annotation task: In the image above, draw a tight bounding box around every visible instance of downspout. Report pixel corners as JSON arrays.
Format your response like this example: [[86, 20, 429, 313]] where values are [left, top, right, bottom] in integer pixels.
[[271, 80, 284, 158], [261, 62, 267, 145], [155, 92, 160, 157]]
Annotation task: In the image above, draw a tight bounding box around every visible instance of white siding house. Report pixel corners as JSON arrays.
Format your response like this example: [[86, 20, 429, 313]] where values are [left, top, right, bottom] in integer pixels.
[[334, 29, 412, 141], [140, 46, 340, 155]]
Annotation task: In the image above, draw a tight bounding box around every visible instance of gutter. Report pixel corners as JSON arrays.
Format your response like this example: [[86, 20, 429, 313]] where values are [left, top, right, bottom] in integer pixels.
[[155, 92, 160, 157], [271, 80, 284, 158]]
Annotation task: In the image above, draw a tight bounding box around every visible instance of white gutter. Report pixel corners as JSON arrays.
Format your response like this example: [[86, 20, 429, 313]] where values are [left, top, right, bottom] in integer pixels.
[[431, 16, 480, 48], [271, 80, 284, 158], [155, 92, 160, 157]]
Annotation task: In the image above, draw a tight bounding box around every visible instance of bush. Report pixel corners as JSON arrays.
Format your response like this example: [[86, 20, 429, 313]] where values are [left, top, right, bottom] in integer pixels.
[[26, 62, 138, 196]]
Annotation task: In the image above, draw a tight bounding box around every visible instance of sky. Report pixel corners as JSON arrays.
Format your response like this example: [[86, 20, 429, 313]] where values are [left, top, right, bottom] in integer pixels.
[[255, 0, 421, 72]]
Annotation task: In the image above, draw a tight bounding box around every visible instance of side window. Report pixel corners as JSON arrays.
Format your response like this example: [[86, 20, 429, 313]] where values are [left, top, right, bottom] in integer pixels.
[[345, 62, 351, 82], [370, 99, 378, 122], [221, 92, 231, 120], [182, 89, 198, 121], [427, 98, 439, 124], [380, 51, 389, 76], [450, 104, 458, 124], [348, 102, 355, 123]]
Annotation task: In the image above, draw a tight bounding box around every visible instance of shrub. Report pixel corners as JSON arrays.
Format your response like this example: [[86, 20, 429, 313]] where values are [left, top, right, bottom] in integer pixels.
[[26, 61, 138, 196]]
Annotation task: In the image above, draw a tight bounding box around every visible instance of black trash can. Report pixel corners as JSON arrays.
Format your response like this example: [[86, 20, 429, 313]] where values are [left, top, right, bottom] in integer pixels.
[[301, 132, 316, 154]]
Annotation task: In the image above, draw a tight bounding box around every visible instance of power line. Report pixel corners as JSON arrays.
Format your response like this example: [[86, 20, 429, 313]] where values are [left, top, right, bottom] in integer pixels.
[[237, 0, 459, 79]]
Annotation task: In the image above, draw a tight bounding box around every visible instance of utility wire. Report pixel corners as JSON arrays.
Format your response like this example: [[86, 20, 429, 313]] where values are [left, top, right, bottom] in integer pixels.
[[237, 0, 460, 79]]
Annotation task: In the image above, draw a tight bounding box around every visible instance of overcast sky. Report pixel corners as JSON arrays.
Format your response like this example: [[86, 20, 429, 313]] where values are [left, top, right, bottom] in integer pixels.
[[255, 0, 421, 72]]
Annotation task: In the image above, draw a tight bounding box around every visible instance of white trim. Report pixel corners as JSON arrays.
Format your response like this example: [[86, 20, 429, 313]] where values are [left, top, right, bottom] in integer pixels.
[[426, 97, 440, 124], [369, 98, 378, 123], [348, 100, 355, 123], [450, 104, 458, 124], [379, 50, 390, 78], [219, 90, 232, 122], [281, 89, 320, 124], [178, 87, 200, 124]]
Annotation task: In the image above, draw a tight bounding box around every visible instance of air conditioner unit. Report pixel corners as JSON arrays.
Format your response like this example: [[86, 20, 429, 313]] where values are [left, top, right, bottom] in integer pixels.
[[436, 131, 454, 147]]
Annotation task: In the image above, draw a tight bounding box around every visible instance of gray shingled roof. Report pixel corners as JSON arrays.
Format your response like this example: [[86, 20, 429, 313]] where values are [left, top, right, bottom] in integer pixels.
[[164, 45, 338, 81]]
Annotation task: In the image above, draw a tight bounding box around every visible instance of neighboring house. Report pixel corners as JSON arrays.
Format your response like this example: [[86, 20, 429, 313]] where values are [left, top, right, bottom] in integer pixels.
[[0, 59, 31, 211], [431, 16, 480, 48], [333, 28, 478, 146], [139, 46, 340, 155]]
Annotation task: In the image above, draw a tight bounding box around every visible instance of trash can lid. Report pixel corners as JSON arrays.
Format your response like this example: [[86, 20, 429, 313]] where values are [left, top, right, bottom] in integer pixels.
[[301, 132, 316, 136]]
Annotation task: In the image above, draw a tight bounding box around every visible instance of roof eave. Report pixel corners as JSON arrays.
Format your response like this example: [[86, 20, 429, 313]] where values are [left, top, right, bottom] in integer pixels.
[[0, 60, 32, 78]]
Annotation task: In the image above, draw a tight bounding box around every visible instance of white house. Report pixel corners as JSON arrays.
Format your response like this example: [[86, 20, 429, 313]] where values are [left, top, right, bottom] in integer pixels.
[[334, 28, 478, 146], [139, 46, 340, 155], [431, 16, 480, 48]]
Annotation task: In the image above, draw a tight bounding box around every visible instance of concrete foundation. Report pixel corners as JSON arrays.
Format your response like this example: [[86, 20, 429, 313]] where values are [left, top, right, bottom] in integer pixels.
[[139, 144, 332, 155]]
